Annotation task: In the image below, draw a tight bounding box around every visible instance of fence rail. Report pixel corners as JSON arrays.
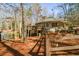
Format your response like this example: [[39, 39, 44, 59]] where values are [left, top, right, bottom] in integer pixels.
[[50, 45, 79, 51], [45, 33, 79, 56]]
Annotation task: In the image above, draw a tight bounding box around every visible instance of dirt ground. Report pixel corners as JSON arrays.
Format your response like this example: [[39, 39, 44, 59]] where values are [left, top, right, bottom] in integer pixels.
[[1, 34, 79, 56], [0, 36, 45, 56]]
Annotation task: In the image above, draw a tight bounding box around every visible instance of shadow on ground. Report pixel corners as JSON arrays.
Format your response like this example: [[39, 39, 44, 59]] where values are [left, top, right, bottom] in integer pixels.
[[0, 42, 24, 56], [29, 38, 46, 56]]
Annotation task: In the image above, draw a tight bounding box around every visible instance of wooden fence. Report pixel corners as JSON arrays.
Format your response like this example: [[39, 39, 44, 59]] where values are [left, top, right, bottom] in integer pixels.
[[45, 33, 79, 56]]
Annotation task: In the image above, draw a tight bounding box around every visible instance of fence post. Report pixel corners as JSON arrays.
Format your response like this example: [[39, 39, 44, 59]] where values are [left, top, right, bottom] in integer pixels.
[[46, 33, 51, 56]]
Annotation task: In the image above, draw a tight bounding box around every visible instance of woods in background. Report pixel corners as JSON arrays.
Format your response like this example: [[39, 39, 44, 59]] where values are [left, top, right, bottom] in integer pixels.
[[0, 3, 79, 42]]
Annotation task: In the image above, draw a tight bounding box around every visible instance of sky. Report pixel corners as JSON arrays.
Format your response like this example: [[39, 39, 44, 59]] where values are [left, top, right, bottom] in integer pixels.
[[40, 3, 63, 17], [0, 3, 64, 22], [40, 3, 58, 15]]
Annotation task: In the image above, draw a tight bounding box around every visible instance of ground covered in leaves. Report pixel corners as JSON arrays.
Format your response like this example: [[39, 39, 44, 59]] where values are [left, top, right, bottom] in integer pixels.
[[1, 34, 79, 56], [0, 36, 45, 56]]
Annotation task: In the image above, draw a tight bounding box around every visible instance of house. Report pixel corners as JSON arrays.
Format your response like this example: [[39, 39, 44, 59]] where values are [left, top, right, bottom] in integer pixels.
[[34, 18, 69, 36]]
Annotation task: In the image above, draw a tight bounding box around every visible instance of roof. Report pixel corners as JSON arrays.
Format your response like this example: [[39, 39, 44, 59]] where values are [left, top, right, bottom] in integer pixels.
[[36, 18, 68, 24]]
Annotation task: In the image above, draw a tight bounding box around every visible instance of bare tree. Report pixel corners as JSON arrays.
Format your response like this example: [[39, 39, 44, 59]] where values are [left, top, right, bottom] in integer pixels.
[[32, 4, 42, 23], [20, 3, 26, 43]]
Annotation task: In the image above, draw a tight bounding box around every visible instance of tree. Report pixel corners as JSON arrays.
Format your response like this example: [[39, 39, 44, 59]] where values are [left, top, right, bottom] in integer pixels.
[[20, 3, 26, 43], [32, 4, 42, 23], [57, 3, 69, 20]]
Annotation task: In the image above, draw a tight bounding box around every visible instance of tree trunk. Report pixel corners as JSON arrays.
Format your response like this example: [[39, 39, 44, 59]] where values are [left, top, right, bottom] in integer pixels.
[[20, 3, 25, 43]]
